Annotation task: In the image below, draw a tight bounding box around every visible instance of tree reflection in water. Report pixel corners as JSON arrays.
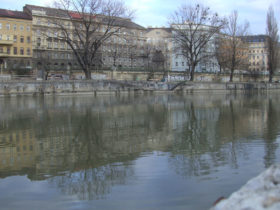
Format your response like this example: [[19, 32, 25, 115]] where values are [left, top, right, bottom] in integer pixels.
[[48, 163, 134, 200], [168, 94, 280, 179], [0, 93, 280, 200]]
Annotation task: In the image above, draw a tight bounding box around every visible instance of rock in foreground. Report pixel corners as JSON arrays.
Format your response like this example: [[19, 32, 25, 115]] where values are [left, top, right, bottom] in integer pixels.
[[210, 164, 280, 210]]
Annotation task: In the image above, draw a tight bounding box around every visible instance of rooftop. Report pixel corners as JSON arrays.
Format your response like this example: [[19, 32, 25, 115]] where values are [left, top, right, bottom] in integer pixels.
[[24, 4, 145, 30], [0, 9, 32, 20]]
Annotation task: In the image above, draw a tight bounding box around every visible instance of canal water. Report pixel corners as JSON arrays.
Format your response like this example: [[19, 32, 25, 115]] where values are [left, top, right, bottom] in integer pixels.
[[0, 93, 280, 210]]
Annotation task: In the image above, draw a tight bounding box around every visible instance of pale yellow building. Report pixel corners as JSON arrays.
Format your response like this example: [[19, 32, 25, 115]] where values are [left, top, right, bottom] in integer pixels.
[[243, 35, 269, 72], [0, 9, 33, 73]]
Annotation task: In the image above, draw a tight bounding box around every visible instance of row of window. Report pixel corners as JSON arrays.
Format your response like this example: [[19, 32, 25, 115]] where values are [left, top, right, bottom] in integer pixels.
[[250, 61, 266, 66], [250, 55, 267, 60], [0, 23, 31, 31], [0, 46, 31, 55], [34, 52, 72, 59], [34, 18, 144, 36], [249, 49, 265, 54], [0, 34, 31, 43]]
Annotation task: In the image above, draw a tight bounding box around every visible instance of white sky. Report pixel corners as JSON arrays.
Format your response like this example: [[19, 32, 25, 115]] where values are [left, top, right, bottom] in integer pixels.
[[1, 0, 280, 34]]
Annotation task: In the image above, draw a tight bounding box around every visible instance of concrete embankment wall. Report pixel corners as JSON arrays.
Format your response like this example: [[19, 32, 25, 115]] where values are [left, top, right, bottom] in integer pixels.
[[0, 80, 280, 96]]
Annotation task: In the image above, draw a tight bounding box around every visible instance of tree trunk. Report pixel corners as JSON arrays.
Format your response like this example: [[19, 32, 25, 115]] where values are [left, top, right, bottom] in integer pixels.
[[190, 64, 195, 81], [230, 69, 233, 82], [269, 69, 273, 83], [85, 66, 91, 80]]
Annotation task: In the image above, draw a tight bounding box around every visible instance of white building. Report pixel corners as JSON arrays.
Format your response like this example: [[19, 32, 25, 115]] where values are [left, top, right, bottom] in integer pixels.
[[170, 23, 220, 73]]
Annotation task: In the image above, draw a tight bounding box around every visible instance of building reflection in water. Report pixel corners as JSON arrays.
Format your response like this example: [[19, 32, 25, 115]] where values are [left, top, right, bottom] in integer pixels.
[[0, 93, 280, 199]]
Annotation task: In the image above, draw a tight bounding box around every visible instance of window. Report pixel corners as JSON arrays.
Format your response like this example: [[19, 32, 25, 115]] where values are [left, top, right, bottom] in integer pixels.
[[48, 20, 51, 26], [6, 24, 10, 30], [48, 42, 52, 48], [54, 42, 58, 48], [27, 48, 30, 55], [13, 35, 17, 42], [7, 47, 10, 54], [0, 47, 3, 53], [0, 34, 2, 40], [26, 26, 30, 31], [13, 47, 17, 55], [60, 42, 65, 49], [20, 25, 24, 31], [176, 62, 178, 66], [0, 23, 2, 29], [37, 18, 41, 24], [37, 38, 41, 47], [36, 30, 40, 36], [27, 36, 30, 43], [20, 36, 24, 43], [182, 62, 184, 66], [13, 24, 17, 31], [20, 48, 24, 55], [7, 35, 10, 40]]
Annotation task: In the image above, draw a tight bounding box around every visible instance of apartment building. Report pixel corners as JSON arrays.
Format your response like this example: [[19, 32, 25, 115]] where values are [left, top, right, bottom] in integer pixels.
[[23, 4, 147, 75], [243, 35, 269, 72], [0, 9, 32, 72], [170, 24, 220, 73], [144, 27, 172, 71]]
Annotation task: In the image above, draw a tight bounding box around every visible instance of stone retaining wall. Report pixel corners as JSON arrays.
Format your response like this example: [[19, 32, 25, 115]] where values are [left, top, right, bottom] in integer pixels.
[[0, 80, 280, 96]]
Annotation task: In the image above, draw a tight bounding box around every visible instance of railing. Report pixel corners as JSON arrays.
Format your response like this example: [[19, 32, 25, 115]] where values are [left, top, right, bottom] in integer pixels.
[[0, 40, 13, 45], [10, 75, 37, 80]]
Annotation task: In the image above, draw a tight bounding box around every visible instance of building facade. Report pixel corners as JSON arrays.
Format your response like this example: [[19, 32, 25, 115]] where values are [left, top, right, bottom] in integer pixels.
[[170, 24, 220, 73], [23, 4, 147, 77], [0, 9, 32, 73], [144, 27, 172, 71], [243, 35, 269, 73]]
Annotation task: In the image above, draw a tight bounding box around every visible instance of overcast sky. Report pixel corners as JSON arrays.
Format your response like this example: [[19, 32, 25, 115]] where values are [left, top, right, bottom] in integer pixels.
[[1, 0, 279, 34]]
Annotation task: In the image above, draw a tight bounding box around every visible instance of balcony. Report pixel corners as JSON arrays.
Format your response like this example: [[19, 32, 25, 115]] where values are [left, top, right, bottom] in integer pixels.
[[0, 40, 13, 45], [0, 52, 10, 57]]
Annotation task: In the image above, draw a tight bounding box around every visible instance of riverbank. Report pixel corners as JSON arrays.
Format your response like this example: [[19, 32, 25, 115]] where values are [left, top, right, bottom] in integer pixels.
[[1, 80, 280, 96], [210, 164, 280, 210]]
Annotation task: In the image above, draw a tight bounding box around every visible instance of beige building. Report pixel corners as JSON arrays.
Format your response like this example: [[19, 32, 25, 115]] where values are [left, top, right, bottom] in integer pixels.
[[0, 9, 32, 73], [144, 27, 172, 71], [243, 35, 269, 72], [23, 4, 147, 77]]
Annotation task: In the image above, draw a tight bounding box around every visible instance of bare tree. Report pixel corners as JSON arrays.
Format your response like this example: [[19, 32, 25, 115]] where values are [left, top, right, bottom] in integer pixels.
[[141, 42, 154, 70], [214, 35, 229, 73], [52, 0, 133, 79], [35, 50, 52, 80], [170, 4, 226, 81], [221, 11, 250, 82], [266, 6, 279, 82]]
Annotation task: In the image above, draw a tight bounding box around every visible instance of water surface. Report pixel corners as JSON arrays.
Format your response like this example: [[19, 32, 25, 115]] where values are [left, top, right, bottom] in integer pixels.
[[0, 93, 280, 210]]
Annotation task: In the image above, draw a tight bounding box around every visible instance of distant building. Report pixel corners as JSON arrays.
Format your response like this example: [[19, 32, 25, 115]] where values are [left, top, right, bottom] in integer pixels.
[[242, 35, 269, 73], [144, 27, 172, 71], [23, 4, 147, 75], [170, 24, 219, 73], [0, 9, 32, 73]]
